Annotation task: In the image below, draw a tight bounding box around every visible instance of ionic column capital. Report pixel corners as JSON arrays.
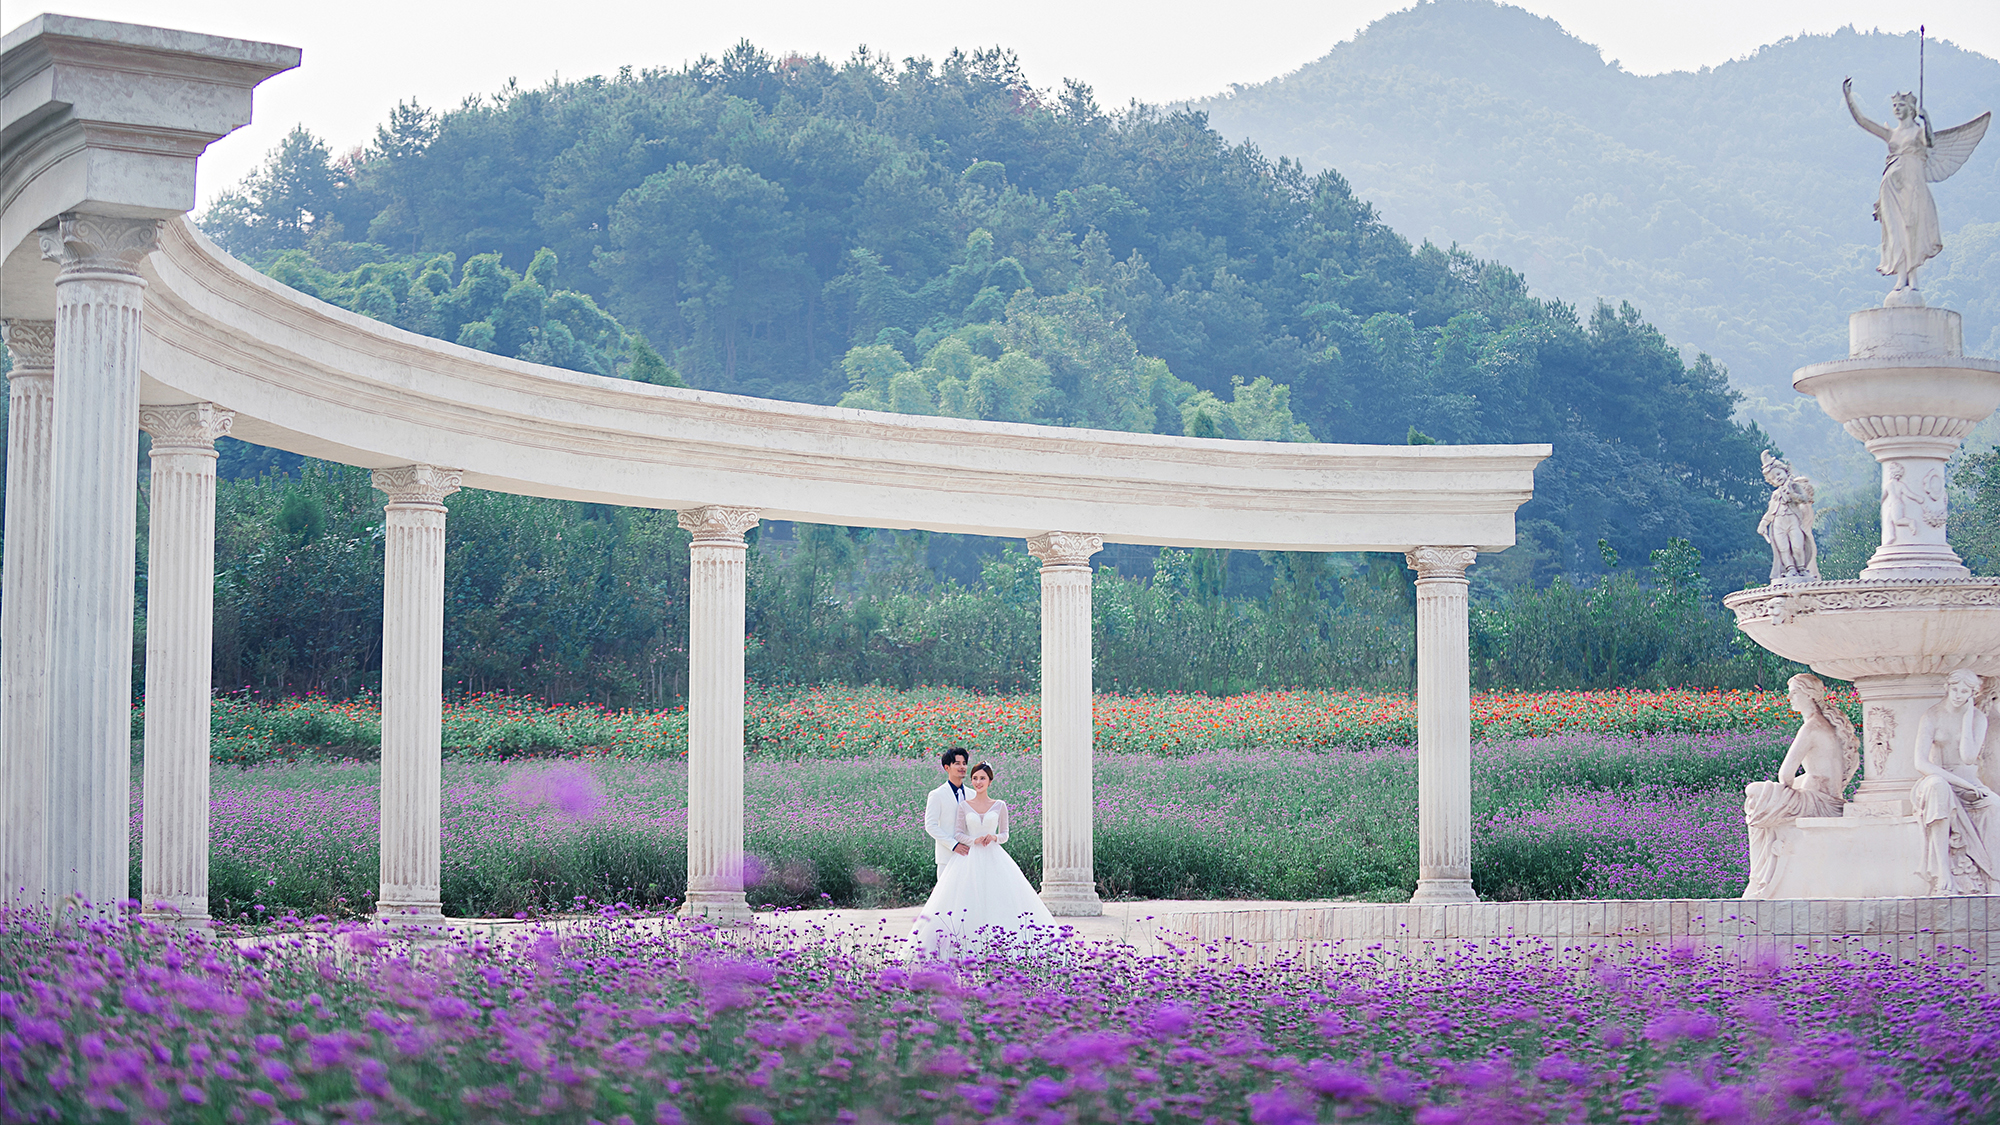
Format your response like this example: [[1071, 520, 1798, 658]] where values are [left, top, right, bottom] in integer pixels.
[[140, 403, 234, 454], [372, 464, 463, 509], [1405, 546, 1478, 581], [1027, 532, 1103, 569], [38, 214, 163, 277], [1, 320, 55, 373], [678, 505, 761, 544]]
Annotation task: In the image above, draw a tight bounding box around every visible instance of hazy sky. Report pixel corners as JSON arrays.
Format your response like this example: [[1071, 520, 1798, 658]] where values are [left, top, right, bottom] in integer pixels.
[[23, 0, 1999, 208]]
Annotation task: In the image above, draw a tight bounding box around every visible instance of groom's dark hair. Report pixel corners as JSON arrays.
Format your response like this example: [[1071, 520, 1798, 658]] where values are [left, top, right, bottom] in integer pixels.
[[939, 747, 970, 767]]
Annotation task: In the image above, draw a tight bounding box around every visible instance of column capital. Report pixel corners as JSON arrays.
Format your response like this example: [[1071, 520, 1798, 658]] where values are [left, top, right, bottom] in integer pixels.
[[1, 320, 54, 372], [372, 464, 463, 508], [1027, 532, 1104, 568], [38, 215, 163, 276], [1405, 546, 1477, 580], [678, 505, 761, 543], [140, 403, 234, 453]]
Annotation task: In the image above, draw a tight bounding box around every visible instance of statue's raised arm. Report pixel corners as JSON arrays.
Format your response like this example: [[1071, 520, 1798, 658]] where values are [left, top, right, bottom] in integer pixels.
[[1844, 78, 1892, 140], [1848, 79, 1991, 301]]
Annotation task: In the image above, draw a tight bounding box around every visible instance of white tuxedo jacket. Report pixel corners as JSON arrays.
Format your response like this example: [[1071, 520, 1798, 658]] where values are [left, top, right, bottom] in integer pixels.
[[924, 782, 971, 865]]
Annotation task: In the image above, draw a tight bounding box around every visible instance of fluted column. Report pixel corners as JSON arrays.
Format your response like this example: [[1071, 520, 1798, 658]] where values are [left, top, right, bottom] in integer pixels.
[[372, 465, 461, 923], [677, 506, 759, 924], [1407, 546, 1479, 904], [39, 215, 160, 915], [0, 321, 55, 910], [138, 404, 234, 924], [1029, 531, 1103, 916]]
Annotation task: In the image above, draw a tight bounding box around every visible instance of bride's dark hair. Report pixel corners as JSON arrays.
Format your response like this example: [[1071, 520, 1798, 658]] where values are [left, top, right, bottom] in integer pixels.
[[970, 762, 995, 781]]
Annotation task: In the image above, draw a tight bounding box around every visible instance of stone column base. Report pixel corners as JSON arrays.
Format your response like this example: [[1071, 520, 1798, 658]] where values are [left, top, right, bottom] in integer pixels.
[[1040, 881, 1103, 917], [1411, 878, 1477, 904], [679, 890, 753, 924], [373, 899, 445, 926], [140, 899, 209, 927]]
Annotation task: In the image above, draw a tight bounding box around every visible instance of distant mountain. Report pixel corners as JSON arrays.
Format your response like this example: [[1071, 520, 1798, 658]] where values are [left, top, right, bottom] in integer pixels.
[[1192, 0, 2000, 488]]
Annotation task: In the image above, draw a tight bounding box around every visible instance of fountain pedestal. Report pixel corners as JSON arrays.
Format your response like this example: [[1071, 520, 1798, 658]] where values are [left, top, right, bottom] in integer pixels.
[[1725, 305, 2000, 899]]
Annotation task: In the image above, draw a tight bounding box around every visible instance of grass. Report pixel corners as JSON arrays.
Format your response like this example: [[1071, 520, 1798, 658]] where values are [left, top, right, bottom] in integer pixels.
[[152, 731, 1783, 921]]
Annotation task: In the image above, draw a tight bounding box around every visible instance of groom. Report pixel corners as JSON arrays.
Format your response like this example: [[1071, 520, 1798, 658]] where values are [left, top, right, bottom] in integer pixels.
[[924, 747, 973, 879]]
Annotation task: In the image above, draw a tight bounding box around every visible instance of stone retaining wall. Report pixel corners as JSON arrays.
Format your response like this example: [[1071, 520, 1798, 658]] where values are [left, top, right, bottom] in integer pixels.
[[1138, 897, 2000, 982]]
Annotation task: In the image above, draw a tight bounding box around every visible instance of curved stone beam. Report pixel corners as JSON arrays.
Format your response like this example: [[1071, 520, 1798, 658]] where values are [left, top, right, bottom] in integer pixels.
[[136, 220, 1547, 550]]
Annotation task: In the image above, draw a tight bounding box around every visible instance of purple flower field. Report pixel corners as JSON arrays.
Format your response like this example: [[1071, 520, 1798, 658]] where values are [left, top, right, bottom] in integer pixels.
[[154, 732, 1778, 919], [2, 907, 1996, 1123]]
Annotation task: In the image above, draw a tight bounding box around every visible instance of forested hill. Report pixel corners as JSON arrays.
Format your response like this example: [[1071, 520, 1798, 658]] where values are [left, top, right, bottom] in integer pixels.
[[1191, 0, 2000, 485], [202, 42, 1768, 586]]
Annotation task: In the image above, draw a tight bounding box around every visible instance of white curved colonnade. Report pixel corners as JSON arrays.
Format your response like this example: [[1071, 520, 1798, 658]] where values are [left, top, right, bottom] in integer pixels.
[[0, 15, 1549, 923]]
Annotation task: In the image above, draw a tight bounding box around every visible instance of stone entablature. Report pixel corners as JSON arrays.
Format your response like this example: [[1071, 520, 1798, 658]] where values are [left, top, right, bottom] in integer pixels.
[[121, 217, 1547, 553]]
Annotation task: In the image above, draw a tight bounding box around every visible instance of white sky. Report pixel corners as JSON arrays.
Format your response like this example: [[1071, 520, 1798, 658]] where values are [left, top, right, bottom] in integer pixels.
[[20, 0, 2000, 208]]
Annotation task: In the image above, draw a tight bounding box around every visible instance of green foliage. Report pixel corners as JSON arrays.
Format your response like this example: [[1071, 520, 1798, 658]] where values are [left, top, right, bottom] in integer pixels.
[[1195, 0, 2000, 477], [194, 731, 1779, 918], [1952, 450, 2000, 575], [1472, 538, 1797, 689], [208, 466, 691, 705], [199, 40, 1771, 585], [247, 243, 674, 382]]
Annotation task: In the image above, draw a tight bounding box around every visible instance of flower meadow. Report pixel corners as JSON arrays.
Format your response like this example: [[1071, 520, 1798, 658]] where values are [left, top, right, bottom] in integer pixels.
[[169, 732, 1781, 921], [3, 908, 1997, 1124], [187, 686, 1827, 765]]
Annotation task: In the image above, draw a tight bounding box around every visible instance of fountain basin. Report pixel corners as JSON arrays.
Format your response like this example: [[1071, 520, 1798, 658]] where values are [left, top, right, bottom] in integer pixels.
[[1724, 579, 2000, 680], [1792, 356, 2000, 443]]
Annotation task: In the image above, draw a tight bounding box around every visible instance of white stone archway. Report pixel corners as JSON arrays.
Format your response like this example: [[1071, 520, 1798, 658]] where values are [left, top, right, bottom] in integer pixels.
[[0, 14, 1549, 924]]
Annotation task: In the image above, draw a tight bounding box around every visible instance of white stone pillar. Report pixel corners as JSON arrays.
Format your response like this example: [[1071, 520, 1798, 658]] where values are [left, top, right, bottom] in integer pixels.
[[371, 465, 462, 923], [1407, 546, 1479, 904], [1028, 531, 1103, 916], [0, 320, 54, 910], [39, 215, 160, 914], [138, 404, 233, 924], [677, 506, 760, 924]]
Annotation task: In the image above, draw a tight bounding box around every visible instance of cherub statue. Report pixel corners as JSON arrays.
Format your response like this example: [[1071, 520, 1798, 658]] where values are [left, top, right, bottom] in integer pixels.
[[1743, 673, 1858, 899], [1758, 451, 1819, 584], [1911, 670, 2000, 895], [1843, 79, 1989, 300]]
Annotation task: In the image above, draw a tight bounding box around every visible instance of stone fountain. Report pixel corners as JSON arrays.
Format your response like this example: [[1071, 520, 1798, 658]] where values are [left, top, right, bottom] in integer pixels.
[[1724, 83, 1995, 898]]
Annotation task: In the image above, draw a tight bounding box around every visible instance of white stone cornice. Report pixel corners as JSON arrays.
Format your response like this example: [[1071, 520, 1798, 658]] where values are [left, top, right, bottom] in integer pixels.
[[0, 17, 297, 303], [678, 506, 761, 543], [1, 320, 54, 371], [128, 218, 1548, 552], [139, 403, 233, 452], [39, 215, 162, 276], [1027, 532, 1104, 568], [1405, 546, 1478, 581], [371, 464, 463, 508]]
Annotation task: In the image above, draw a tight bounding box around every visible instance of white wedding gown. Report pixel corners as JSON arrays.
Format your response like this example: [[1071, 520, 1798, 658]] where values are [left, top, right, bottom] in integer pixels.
[[908, 800, 1055, 958]]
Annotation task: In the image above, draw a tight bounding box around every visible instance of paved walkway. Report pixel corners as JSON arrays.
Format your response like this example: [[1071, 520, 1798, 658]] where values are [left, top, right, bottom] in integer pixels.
[[284, 895, 2000, 983]]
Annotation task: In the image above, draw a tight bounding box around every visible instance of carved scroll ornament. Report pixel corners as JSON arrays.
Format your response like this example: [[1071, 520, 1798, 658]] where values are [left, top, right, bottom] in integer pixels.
[[0, 320, 55, 371], [1027, 532, 1104, 568], [372, 464, 464, 507], [139, 403, 234, 452], [38, 214, 163, 275], [1404, 545, 1478, 581], [677, 506, 762, 543]]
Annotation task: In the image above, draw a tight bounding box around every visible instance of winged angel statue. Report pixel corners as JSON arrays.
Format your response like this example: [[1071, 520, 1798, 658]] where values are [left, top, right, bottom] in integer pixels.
[[1844, 78, 1989, 300]]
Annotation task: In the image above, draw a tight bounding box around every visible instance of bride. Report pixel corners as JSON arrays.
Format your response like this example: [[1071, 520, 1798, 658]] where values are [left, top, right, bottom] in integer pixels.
[[907, 762, 1054, 957]]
